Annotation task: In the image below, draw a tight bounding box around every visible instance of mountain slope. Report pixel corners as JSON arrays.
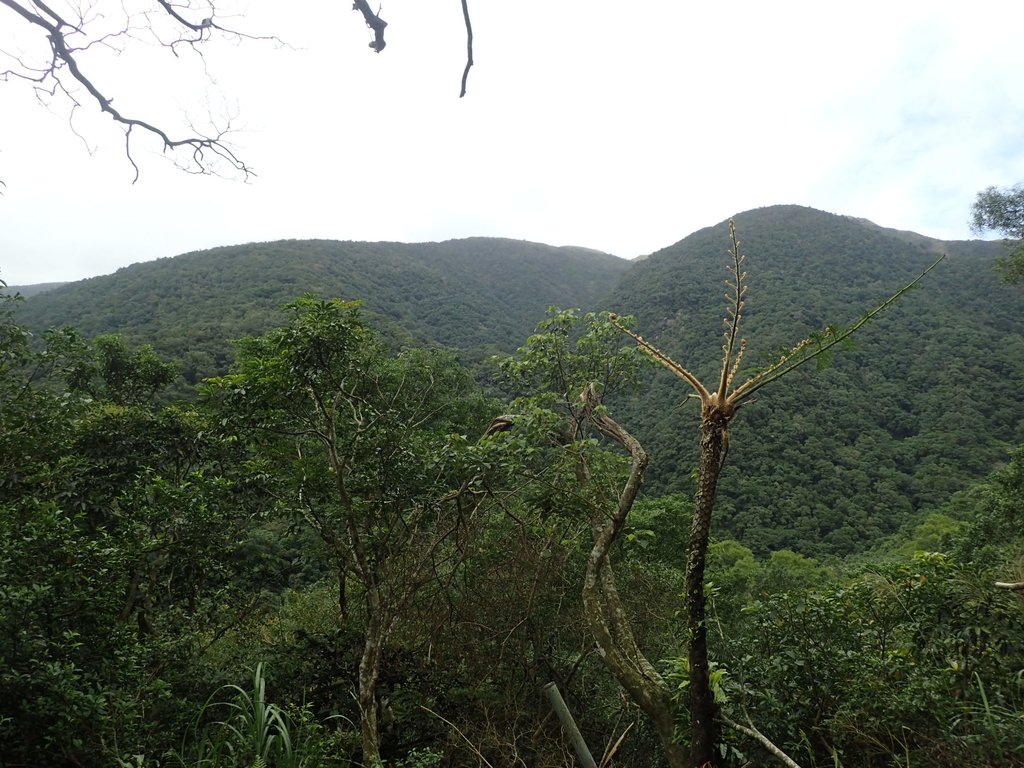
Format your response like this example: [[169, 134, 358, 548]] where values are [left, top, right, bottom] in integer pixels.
[[5, 282, 68, 298], [610, 205, 1024, 555], [15, 237, 629, 386], [13, 210, 1023, 556]]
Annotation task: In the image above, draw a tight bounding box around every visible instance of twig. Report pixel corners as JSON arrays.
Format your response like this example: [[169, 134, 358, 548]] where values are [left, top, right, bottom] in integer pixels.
[[459, 0, 474, 97], [730, 254, 945, 402], [421, 706, 496, 768], [1, 0, 259, 180], [597, 721, 634, 768], [720, 714, 803, 768]]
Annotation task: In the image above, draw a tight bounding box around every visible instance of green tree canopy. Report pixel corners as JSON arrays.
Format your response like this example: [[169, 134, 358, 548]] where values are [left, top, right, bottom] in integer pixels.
[[205, 296, 494, 767], [970, 183, 1024, 283]]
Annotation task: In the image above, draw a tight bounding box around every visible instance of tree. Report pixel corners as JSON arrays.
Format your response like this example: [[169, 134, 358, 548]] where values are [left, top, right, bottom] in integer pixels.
[[970, 183, 1024, 284], [62, 332, 177, 405], [206, 297, 492, 767], [1, 0, 475, 180], [494, 308, 694, 763], [953, 446, 1024, 591], [0, 298, 260, 766], [498, 227, 940, 767], [606, 223, 939, 766]]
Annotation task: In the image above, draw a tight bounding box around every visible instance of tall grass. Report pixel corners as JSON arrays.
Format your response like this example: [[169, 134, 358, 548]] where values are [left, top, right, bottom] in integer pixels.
[[171, 663, 323, 768]]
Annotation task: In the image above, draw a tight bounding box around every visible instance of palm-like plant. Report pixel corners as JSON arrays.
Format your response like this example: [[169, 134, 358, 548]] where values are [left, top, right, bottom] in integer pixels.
[[606, 222, 941, 766]]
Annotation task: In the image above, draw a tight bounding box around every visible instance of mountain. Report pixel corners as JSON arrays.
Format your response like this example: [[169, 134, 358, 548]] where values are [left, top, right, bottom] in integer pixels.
[[12, 209, 1024, 556], [610, 205, 1024, 555], [13, 237, 630, 387]]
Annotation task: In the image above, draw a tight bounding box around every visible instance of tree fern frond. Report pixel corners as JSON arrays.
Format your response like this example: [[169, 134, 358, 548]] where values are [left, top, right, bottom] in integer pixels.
[[729, 254, 944, 402], [608, 314, 711, 401], [725, 338, 747, 392], [719, 220, 747, 397]]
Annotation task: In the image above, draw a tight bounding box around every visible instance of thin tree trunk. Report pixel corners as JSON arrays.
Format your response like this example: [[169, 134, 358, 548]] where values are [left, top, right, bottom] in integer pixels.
[[687, 404, 729, 767], [358, 608, 386, 768]]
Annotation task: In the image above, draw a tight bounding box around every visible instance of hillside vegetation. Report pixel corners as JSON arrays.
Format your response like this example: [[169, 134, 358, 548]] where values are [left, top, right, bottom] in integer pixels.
[[15, 237, 629, 387], [14, 208, 1024, 557], [3, 210, 1024, 768], [6, 281, 68, 297]]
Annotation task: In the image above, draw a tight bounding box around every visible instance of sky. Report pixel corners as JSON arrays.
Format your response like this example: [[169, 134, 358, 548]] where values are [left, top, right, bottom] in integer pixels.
[[1, 1, 1023, 285]]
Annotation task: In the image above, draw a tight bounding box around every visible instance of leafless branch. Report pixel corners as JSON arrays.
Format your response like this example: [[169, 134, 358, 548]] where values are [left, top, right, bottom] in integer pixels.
[[421, 706, 497, 768], [459, 0, 473, 98], [0, 0, 282, 180], [351, 0, 387, 52], [721, 713, 803, 768], [995, 580, 1024, 591]]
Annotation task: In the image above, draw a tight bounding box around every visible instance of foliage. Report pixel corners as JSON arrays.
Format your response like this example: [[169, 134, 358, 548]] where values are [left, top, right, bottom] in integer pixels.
[[715, 553, 1024, 767], [5, 214, 1024, 768], [14, 207, 1024, 557], [205, 296, 496, 767], [953, 446, 1024, 560], [168, 663, 336, 768], [15, 238, 629, 394], [0, 304, 267, 766], [970, 183, 1024, 283], [63, 332, 178, 405]]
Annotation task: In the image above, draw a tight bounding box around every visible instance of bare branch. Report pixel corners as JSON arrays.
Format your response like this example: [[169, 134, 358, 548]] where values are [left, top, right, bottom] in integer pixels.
[[459, 0, 473, 98], [421, 706, 497, 768], [729, 254, 945, 403], [607, 313, 712, 402], [721, 713, 803, 768], [719, 220, 747, 398], [154, 0, 215, 34], [995, 580, 1024, 591], [0, 0, 267, 180], [352, 0, 387, 52], [577, 382, 687, 766]]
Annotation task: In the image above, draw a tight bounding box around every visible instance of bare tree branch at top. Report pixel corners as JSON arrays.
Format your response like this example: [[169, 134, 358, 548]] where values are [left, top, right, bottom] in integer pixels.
[[351, 0, 387, 52], [459, 0, 473, 97], [1, 1, 475, 184], [349, 0, 473, 96], [0, 0, 283, 181]]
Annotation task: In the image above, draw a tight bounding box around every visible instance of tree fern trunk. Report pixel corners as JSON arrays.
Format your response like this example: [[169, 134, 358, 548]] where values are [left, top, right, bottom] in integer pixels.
[[687, 404, 729, 767]]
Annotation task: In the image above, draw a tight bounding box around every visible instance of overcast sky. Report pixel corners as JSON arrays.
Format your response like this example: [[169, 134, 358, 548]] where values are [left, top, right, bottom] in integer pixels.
[[1, 1, 1022, 285]]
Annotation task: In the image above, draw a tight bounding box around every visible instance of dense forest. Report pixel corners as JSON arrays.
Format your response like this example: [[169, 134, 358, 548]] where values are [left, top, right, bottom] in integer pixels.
[[12, 238, 629, 392], [3, 206, 1023, 767]]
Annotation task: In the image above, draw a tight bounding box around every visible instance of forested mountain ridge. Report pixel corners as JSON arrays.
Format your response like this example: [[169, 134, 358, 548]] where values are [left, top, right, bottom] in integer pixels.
[[13, 237, 629, 386], [5, 281, 68, 297], [610, 205, 1024, 554], [11, 207, 1024, 556]]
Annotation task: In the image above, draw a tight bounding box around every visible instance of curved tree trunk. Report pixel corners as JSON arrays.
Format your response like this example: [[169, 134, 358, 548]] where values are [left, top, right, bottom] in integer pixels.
[[580, 384, 689, 768], [583, 561, 688, 767]]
